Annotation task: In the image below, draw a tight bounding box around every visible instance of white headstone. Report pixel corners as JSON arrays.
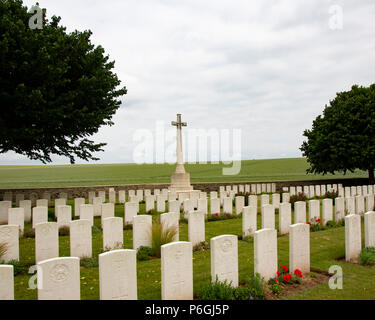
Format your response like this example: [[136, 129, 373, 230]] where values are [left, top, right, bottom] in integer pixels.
[[103, 217, 123, 251], [235, 196, 244, 215], [210, 235, 238, 287], [183, 199, 194, 218], [248, 195, 257, 208], [0, 225, 19, 262], [356, 186, 362, 196], [8, 208, 24, 236], [197, 198, 208, 215], [251, 184, 256, 194], [74, 198, 85, 217], [156, 195, 166, 213], [168, 200, 180, 215], [365, 211, 375, 248], [315, 185, 321, 197], [254, 229, 277, 282], [99, 249, 137, 300], [93, 197, 103, 217], [98, 191, 106, 203], [118, 190, 126, 204], [242, 206, 257, 237], [54, 198, 66, 218], [223, 197, 232, 215], [88, 191, 96, 204], [57, 205, 71, 229], [0, 201, 11, 224], [161, 242, 193, 300], [37, 257, 80, 300], [210, 191, 218, 199], [0, 265, 14, 300], [355, 195, 365, 215], [109, 190, 116, 204], [101, 203, 115, 224], [36, 199, 48, 208], [271, 183, 276, 193], [345, 197, 355, 215], [282, 193, 290, 203], [245, 185, 250, 193], [70, 219, 92, 258], [133, 215, 152, 251], [272, 193, 280, 209], [308, 200, 320, 222], [289, 223, 310, 274], [279, 202, 291, 235], [334, 197, 345, 222], [160, 212, 179, 242], [124, 202, 138, 225], [345, 214, 361, 263], [256, 184, 261, 195], [188, 212, 205, 246], [294, 201, 306, 224], [145, 195, 155, 212], [80, 204, 94, 227], [260, 194, 269, 207], [210, 198, 220, 215], [19, 200, 31, 223], [261, 204, 275, 230], [35, 222, 58, 263], [290, 186, 296, 196], [322, 198, 333, 225], [32, 206, 48, 229], [366, 195, 374, 212]]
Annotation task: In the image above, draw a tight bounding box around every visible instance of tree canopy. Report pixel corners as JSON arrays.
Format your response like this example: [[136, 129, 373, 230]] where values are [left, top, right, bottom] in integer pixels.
[[300, 84, 375, 183], [0, 0, 127, 163]]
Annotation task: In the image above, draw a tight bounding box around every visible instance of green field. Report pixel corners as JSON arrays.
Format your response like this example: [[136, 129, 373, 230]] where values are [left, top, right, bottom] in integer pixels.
[[9, 197, 375, 300], [0, 158, 368, 188]]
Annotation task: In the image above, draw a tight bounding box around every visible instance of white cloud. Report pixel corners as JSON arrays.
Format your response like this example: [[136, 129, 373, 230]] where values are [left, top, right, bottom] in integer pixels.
[[1, 0, 374, 164]]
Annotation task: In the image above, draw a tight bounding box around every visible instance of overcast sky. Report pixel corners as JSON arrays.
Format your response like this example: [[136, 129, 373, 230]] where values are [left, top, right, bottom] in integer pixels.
[[1, 0, 374, 165]]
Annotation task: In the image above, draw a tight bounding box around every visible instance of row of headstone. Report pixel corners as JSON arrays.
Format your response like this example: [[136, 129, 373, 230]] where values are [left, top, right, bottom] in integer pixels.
[[345, 211, 375, 262], [218, 183, 277, 196]]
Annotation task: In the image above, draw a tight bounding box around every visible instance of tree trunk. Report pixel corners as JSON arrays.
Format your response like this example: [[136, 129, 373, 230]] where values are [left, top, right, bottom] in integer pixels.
[[369, 168, 375, 185]]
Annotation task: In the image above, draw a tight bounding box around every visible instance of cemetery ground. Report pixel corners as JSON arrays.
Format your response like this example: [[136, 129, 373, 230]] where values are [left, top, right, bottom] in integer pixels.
[[9, 197, 375, 300], [0, 158, 367, 188]]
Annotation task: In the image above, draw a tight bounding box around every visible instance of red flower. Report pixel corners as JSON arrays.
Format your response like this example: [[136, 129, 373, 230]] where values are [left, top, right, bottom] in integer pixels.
[[277, 271, 281, 276], [284, 274, 292, 282], [267, 293, 270, 297], [281, 266, 288, 272], [317, 218, 321, 222], [307, 222, 311, 225], [294, 269, 303, 277], [215, 213, 219, 216]]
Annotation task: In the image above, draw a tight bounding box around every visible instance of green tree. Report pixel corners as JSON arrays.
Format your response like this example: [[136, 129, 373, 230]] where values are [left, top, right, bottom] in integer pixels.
[[0, 0, 127, 163], [300, 84, 375, 183]]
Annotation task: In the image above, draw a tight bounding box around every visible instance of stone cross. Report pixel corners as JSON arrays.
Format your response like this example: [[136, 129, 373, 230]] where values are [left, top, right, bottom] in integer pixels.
[[172, 114, 187, 174]]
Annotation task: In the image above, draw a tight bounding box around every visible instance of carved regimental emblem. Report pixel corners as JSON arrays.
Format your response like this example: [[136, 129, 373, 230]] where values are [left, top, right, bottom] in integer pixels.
[[50, 264, 69, 283], [221, 239, 233, 253], [40, 224, 52, 236]]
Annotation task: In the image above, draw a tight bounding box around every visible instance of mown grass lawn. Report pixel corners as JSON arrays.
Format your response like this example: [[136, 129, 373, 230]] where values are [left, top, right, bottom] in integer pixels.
[[8, 197, 375, 300], [0, 158, 368, 188]]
